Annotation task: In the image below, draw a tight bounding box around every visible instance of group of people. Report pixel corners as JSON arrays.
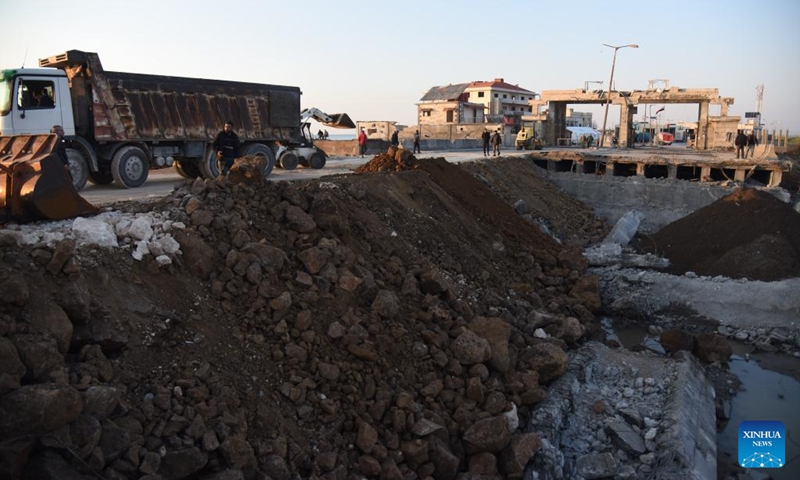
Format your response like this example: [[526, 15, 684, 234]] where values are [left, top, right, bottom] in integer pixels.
[[579, 134, 595, 149], [481, 129, 502, 157], [316, 129, 329, 140], [734, 130, 759, 159], [356, 128, 422, 157]]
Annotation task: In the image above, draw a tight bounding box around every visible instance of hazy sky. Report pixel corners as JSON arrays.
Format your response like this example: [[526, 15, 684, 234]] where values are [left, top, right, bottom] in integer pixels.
[[2, 0, 798, 134]]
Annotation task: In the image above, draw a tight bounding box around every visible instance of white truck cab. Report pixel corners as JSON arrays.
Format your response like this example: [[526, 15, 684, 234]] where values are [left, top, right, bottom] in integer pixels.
[[0, 68, 75, 137]]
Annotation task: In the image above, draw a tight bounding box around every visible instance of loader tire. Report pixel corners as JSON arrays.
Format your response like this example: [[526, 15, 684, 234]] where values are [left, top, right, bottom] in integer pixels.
[[243, 143, 275, 177], [278, 152, 298, 170], [175, 159, 201, 179], [111, 146, 149, 188], [66, 148, 89, 191], [309, 152, 326, 169]]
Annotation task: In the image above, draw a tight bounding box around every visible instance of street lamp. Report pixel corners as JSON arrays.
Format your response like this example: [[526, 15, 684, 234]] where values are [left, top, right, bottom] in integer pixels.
[[600, 43, 638, 148]]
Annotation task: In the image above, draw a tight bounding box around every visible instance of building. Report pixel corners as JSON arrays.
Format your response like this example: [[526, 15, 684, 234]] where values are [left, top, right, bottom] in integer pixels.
[[565, 108, 593, 128], [463, 78, 537, 124], [416, 78, 537, 127], [355, 121, 404, 141]]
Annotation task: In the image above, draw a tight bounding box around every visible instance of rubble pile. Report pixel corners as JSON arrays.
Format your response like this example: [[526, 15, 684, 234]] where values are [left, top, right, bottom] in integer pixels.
[[642, 188, 800, 281], [353, 148, 417, 173], [0, 158, 605, 479]]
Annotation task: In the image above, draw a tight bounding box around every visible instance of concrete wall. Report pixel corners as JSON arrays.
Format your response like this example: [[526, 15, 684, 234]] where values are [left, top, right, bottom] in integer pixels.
[[315, 139, 390, 157], [400, 123, 512, 147], [544, 172, 731, 232]]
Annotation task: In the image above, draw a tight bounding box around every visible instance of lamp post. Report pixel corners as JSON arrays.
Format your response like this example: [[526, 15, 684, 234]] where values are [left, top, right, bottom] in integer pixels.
[[599, 43, 638, 148]]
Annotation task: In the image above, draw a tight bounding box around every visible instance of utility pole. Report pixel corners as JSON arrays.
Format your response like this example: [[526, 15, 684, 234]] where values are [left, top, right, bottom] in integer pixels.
[[600, 44, 638, 149]]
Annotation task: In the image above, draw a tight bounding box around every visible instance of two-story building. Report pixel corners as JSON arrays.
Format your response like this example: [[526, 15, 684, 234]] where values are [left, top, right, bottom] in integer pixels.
[[463, 78, 537, 124]]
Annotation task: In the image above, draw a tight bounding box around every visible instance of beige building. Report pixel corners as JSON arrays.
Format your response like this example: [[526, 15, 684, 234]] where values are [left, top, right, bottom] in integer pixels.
[[566, 109, 593, 128], [416, 78, 537, 126], [355, 121, 405, 141]]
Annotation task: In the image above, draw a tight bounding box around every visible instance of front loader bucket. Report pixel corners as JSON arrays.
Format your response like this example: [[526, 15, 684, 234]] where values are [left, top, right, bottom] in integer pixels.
[[322, 113, 356, 129], [0, 134, 98, 223]]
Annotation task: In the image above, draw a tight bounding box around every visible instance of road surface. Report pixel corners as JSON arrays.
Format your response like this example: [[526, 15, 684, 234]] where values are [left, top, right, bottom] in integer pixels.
[[80, 149, 532, 206]]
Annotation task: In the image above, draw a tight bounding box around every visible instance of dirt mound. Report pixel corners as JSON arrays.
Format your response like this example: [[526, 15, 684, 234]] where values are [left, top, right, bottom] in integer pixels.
[[643, 188, 800, 280], [354, 148, 416, 173], [0, 160, 604, 479]]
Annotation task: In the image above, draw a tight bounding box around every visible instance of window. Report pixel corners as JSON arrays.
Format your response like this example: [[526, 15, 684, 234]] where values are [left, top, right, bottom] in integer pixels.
[[422, 110, 431, 117], [512, 96, 516, 100], [478, 92, 485, 98], [494, 93, 498, 98], [503, 94, 507, 99], [521, 96, 525, 101], [446, 110, 454, 123], [17, 79, 56, 110]]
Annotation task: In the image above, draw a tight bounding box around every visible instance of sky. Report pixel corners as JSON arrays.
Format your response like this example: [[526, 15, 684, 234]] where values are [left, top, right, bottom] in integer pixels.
[[2, 0, 798, 134]]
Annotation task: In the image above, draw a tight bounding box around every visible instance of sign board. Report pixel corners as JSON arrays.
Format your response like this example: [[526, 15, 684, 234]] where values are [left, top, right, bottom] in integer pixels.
[[745, 112, 760, 119]]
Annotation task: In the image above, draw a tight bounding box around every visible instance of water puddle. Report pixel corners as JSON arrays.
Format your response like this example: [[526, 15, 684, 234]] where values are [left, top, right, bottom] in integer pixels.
[[718, 356, 800, 479], [603, 318, 800, 478]]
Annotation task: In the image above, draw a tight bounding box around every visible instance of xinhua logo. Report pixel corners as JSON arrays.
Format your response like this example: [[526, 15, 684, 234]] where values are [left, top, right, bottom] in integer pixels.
[[738, 420, 786, 468]]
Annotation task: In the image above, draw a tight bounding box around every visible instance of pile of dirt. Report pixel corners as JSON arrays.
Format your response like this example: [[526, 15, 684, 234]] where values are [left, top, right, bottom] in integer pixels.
[[0, 158, 604, 480], [641, 188, 800, 281], [354, 148, 416, 173]]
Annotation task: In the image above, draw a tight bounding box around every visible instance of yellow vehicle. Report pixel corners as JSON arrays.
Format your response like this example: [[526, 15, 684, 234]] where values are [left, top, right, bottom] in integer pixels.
[[515, 127, 543, 150]]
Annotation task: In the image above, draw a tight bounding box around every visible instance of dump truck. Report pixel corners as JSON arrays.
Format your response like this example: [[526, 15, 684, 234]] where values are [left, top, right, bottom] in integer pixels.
[[0, 50, 353, 191]]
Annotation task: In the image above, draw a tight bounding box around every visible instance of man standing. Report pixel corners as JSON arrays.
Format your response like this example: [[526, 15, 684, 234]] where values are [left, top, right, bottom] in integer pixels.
[[482, 129, 491, 157], [491, 130, 502, 157], [413, 130, 421, 154], [51, 125, 70, 176], [746, 131, 759, 158], [358, 128, 368, 157], [734, 130, 747, 159], [213, 121, 240, 178], [390, 130, 399, 147]]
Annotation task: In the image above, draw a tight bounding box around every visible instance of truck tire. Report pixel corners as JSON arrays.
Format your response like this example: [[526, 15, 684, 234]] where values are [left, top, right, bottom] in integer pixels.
[[175, 159, 201, 179], [278, 152, 298, 170], [243, 143, 275, 177], [66, 148, 89, 191], [88, 168, 114, 185], [200, 149, 220, 180], [309, 152, 326, 169], [111, 146, 149, 188]]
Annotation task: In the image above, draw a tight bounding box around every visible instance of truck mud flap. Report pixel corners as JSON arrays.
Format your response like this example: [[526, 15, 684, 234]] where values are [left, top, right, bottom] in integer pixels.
[[0, 134, 98, 223]]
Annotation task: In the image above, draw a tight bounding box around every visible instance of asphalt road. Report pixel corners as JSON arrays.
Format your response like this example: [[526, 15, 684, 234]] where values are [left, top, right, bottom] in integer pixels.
[[80, 149, 532, 206]]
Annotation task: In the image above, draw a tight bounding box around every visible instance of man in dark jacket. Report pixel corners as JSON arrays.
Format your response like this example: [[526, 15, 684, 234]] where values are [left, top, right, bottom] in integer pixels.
[[212, 122, 240, 177], [746, 131, 759, 158], [491, 130, 502, 157], [390, 130, 399, 147], [734, 130, 748, 159], [482, 129, 491, 157], [51, 125, 71, 180]]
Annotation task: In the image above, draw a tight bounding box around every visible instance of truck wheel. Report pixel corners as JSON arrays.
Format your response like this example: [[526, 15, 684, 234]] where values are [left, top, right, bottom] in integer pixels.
[[66, 148, 89, 191], [309, 152, 326, 169], [88, 168, 114, 185], [243, 143, 275, 177], [278, 152, 298, 170], [175, 159, 201, 179], [200, 149, 220, 179], [111, 146, 149, 188]]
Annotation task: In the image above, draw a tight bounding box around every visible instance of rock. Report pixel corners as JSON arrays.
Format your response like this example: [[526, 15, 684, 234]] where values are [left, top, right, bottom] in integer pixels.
[[174, 232, 215, 279], [693, 333, 732, 363], [241, 243, 287, 273], [575, 452, 617, 479], [356, 420, 379, 453], [380, 458, 403, 480], [468, 452, 498, 475], [401, 439, 429, 469], [21, 448, 94, 480], [0, 273, 29, 306], [336, 268, 363, 292], [0, 384, 82, 440], [411, 418, 444, 437], [70, 413, 102, 458], [311, 191, 348, 235], [83, 386, 121, 419], [262, 454, 291, 480], [0, 438, 35, 480], [520, 343, 568, 383], [569, 274, 601, 312], [371, 290, 400, 318], [499, 432, 542, 476], [22, 301, 73, 354], [470, 317, 511, 373], [57, 280, 92, 324], [359, 455, 382, 476], [220, 437, 255, 469], [660, 329, 695, 354], [451, 330, 492, 365], [0, 337, 25, 395], [285, 205, 317, 233], [430, 437, 460, 480], [419, 270, 449, 294], [606, 420, 646, 455], [298, 247, 328, 274], [317, 362, 340, 381], [463, 415, 511, 454], [545, 316, 584, 344], [139, 451, 162, 475], [159, 447, 207, 479], [72, 217, 118, 247], [72, 317, 129, 353], [46, 238, 75, 275], [99, 419, 131, 462], [10, 334, 65, 383]]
